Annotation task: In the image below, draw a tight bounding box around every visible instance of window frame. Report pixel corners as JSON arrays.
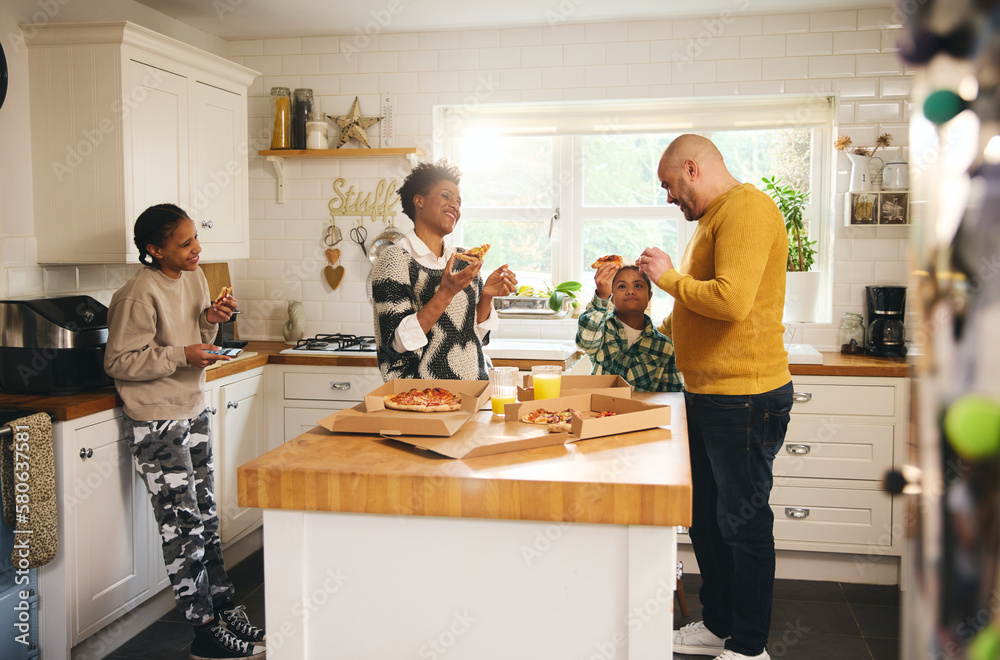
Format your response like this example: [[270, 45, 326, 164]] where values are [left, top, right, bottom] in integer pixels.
[[437, 95, 837, 323]]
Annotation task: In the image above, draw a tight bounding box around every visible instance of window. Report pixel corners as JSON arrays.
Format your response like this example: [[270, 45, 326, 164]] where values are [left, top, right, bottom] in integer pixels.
[[439, 96, 835, 322]]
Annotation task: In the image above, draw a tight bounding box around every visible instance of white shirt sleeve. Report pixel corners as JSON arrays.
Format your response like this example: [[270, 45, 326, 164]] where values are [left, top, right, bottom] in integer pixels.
[[392, 313, 429, 353], [475, 305, 499, 341]]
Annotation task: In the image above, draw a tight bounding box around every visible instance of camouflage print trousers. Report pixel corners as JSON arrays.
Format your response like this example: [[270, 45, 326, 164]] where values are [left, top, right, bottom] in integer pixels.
[[123, 410, 234, 624]]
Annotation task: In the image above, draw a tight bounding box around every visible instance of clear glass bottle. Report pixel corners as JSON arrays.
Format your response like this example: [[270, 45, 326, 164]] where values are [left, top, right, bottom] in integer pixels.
[[269, 87, 291, 149], [291, 88, 313, 150], [839, 312, 865, 354], [305, 111, 329, 150]]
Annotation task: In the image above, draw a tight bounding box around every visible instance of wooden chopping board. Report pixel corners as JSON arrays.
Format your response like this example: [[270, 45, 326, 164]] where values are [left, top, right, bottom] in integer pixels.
[[199, 262, 238, 339]]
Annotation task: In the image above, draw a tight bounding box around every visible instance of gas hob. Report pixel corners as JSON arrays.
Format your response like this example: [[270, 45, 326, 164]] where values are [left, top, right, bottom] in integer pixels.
[[279, 333, 377, 356]]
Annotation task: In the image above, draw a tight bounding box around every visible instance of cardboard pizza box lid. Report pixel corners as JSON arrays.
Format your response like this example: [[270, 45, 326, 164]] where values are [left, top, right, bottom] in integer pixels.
[[507, 393, 669, 441], [517, 374, 632, 401], [377, 410, 571, 459], [318, 379, 489, 437]]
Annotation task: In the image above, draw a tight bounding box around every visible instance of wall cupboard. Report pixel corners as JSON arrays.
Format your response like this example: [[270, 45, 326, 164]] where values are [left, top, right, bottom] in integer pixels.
[[24, 22, 257, 263]]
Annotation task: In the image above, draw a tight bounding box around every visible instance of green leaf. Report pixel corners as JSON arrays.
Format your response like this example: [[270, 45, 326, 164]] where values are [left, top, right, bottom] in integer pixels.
[[554, 281, 582, 293], [549, 291, 566, 312]]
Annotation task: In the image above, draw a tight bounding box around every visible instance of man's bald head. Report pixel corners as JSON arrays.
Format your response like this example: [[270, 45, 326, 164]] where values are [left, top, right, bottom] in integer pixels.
[[661, 134, 725, 170], [657, 134, 740, 222]]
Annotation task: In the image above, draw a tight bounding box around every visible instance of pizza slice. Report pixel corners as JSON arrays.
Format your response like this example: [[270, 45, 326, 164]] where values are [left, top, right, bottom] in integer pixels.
[[213, 285, 233, 305], [454, 244, 491, 263], [590, 255, 623, 269]]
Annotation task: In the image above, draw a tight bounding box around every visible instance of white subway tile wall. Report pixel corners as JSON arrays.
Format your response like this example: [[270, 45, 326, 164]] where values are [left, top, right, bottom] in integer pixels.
[[1, 8, 914, 354], [226, 8, 914, 348]]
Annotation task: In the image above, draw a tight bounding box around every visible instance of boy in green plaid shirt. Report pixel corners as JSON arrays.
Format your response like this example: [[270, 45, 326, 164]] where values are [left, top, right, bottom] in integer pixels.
[[576, 263, 683, 392]]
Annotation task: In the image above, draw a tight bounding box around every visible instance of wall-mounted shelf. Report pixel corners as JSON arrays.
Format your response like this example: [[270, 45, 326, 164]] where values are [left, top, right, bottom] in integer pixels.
[[259, 147, 425, 203]]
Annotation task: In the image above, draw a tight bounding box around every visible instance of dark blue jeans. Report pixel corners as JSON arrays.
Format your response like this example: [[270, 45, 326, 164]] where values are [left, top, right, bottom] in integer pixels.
[[685, 381, 793, 656]]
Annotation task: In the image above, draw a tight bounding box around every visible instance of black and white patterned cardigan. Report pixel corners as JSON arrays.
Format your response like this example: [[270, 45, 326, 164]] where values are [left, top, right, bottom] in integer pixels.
[[371, 244, 491, 381]]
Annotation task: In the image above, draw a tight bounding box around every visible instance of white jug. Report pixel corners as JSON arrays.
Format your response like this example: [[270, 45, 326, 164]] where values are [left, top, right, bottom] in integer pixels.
[[847, 153, 882, 192], [882, 162, 909, 190]]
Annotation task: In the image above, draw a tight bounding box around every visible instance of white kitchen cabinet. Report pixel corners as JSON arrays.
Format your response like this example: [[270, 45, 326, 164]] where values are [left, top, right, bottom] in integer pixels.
[[64, 412, 151, 642], [678, 373, 910, 586], [24, 22, 257, 264], [216, 371, 265, 544], [272, 365, 384, 443]]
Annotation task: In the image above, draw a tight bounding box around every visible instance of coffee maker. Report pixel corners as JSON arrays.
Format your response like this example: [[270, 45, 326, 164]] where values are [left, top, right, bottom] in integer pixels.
[[865, 285, 907, 358]]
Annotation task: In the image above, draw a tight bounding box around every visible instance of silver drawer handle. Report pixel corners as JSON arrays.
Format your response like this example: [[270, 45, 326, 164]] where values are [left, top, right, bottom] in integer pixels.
[[227, 401, 239, 409], [202, 220, 214, 229], [330, 381, 351, 390], [676, 560, 684, 580], [792, 391, 812, 403], [79, 448, 93, 460], [786, 444, 811, 455], [785, 507, 810, 519]]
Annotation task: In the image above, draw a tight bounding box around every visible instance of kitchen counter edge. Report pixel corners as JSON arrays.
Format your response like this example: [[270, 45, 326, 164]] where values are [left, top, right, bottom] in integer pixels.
[[0, 344, 907, 421]]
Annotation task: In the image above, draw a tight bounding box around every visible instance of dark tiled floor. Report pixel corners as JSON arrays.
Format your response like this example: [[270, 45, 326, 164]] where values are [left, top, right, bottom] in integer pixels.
[[674, 573, 900, 659], [107, 550, 899, 659], [107, 550, 266, 660]]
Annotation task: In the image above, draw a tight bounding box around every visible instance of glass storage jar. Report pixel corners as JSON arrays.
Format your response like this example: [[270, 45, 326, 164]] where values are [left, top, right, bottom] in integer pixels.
[[305, 111, 329, 149], [291, 88, 313, 150], [269, 87, 291, 149], [839, 312, 865, 354]]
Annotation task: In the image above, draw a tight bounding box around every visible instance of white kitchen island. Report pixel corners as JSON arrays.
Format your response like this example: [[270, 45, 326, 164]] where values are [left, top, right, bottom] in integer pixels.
[[238, 392, 691, 660]]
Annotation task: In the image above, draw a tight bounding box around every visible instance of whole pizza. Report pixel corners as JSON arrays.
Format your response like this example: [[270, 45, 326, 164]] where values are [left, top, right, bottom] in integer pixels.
[[383, 387, 463, 412]]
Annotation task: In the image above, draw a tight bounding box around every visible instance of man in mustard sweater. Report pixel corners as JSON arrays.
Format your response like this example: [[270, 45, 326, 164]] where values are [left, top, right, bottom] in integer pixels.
[[638, 134, 793, 660]]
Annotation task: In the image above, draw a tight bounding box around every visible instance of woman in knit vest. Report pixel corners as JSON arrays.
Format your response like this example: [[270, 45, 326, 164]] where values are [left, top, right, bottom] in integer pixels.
[[371, 160, 518, 381]]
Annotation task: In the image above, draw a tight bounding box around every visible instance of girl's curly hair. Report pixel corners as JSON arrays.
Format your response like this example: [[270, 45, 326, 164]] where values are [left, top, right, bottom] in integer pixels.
[[397, 159, 462, 220]]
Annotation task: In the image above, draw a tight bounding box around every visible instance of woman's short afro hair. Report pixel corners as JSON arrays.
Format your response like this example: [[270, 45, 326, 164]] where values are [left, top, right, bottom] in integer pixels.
[[397, 158, 462, 220]]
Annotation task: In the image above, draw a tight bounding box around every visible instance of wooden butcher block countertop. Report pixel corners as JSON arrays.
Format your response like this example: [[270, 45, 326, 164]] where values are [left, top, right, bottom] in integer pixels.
[[238, 391, 692, 527]]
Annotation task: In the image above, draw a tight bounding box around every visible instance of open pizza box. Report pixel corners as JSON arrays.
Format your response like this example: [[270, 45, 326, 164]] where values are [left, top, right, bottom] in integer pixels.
[[368, 412, 573, 459], [507, 393, 670, 441], [319, 379, 490, 437], [517, 374, 632, 401]]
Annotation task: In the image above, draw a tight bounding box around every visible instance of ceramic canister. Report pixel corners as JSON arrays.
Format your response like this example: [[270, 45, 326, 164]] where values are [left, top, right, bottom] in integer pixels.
[[882, 162, 909, 190]]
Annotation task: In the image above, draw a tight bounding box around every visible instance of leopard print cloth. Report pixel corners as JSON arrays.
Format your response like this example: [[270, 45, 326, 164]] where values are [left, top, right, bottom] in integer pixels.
[[1, 412, 57, 568]]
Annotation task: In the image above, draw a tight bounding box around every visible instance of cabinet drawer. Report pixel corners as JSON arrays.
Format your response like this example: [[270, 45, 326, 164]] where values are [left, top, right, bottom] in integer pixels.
[[284, 369, 383, 402], [774, 419, 894, 480], [792, 384, 895, 417], [771, 486, 892, 547]]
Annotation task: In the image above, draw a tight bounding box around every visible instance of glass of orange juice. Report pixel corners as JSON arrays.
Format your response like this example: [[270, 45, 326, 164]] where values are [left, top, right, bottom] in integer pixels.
[[531, 365, 562, 400], [488, 366, 518, 415]]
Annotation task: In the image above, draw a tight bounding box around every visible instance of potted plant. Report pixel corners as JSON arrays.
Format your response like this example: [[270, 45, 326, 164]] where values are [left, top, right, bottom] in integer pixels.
[[762, 175, 820, 323]]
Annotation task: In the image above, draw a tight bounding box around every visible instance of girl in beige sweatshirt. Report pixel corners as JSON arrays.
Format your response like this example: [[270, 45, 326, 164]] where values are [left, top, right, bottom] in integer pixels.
[[105, 203, 265, 660]]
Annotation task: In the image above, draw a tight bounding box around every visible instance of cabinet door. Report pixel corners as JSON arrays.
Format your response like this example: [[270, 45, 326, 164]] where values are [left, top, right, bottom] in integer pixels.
[[284, 405, 350, 442], [190, 81, 246, 256], [71, 416, 149, 640], [128, 60, 188, 247], [218, 375, 264, 544]]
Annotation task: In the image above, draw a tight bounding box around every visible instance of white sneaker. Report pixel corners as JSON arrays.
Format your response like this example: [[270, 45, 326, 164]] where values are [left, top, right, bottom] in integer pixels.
[[715, 650, 770, 660], [673, 621, 728, 655]]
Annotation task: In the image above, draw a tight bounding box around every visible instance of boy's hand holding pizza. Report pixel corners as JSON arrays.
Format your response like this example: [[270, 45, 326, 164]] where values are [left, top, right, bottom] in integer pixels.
[[591, 255, 622, 299]]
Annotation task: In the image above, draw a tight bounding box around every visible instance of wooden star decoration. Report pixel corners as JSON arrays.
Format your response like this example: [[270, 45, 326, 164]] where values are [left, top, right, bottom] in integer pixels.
[[330, 96, 382, 149]]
